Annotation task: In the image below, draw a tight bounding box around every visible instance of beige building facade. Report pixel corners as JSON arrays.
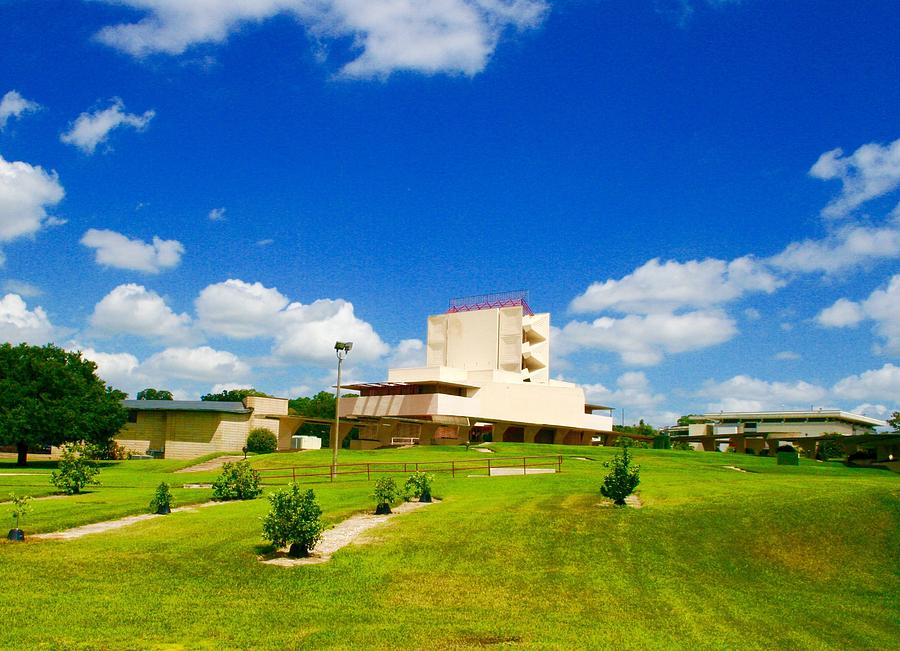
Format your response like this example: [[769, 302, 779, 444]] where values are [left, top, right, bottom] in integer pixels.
[[675, 410, 888, 455], [339, 294, 615, 447], [116, 396, 305, 459]]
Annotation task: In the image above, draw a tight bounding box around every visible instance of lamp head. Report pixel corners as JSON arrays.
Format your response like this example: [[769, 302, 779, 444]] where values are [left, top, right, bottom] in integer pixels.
[[334, 341, 353, 352]]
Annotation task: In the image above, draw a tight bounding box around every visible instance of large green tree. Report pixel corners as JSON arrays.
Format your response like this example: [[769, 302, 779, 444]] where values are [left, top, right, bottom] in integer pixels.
[[136, 388, 174, 400], [289, 391, 359, 447], [0, 343, 128, 466], [201, 388, 271, 402]]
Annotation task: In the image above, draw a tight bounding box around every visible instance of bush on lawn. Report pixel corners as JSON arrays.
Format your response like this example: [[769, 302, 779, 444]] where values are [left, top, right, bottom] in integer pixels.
[[150, 482, 174, 514], [83, 440, 130, 460], [262, 483, 324, 558], [816, 433, 846, 461], [246, 428, 278, 454], [671, 440, 694, 451], [600, 447, 640, 506], [50, 443, 101, 495], [372, 477, 401, 514], [777, 444, 797, 453], [404, 471, 435, 502], [212, 460, 262, 500]]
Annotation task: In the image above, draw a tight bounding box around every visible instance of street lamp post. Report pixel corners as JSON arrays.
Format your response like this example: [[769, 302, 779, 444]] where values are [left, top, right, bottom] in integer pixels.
[[332, 341, 353, 480]]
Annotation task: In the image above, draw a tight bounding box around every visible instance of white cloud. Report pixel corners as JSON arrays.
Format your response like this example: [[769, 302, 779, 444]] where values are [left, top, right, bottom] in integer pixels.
[[558, 310, 737, 366], [208, 207, 226, 221], [90, 284, 193, 343], [94, 0, 548, 77], [79, 347, 144, 391], [581, 372, 678, 427], [769, 221, 900, 274], [195, 279, 289, 339], [773, 351, 800, 361], [698, 375, 829, 412], [0, 293, 58, 345], [80, 228, 184, 273], [0, 90, 40, 129], [851, 403, 893, 419], [743, 307, 760, 320], [570, 256, 782, 314], [816, 275, 900, 354], [816, 298, 865, 328], [256, 239, 274, 246], [142, 346, 250, 383], [2, 280, 42, 297], [0, 155, 65, 246], [387, 338, 425, 368], [810, 138, 900, 218], [832, 364, 900, 403], [274, 298, 390, 364], [60, 98, 155, 154]]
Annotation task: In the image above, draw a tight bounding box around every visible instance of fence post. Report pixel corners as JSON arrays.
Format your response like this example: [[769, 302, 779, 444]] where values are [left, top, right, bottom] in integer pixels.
[[558, 455, 561, 473], [523, 456, 526, 474], [292, 467, 296, 483], [487, 458, 491, 477], [452, 461, 455, 478], [367, 463, 371, 481]]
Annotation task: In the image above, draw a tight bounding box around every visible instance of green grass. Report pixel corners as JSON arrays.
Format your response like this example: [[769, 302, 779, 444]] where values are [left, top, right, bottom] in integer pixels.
[[0, 444, 897, 650]]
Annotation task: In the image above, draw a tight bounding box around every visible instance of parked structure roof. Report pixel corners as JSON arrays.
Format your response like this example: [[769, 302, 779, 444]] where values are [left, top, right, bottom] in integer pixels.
[[121, 400, 251, 414]]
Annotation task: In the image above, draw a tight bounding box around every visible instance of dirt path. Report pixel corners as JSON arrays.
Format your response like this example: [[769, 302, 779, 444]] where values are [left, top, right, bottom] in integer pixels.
[[32, 501, 233, 540], [175, 455, 245, 473], [261, 500, 436, 567]]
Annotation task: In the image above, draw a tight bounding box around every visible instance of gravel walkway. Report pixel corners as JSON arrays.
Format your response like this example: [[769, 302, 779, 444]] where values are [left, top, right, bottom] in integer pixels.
[[175, 455, 245, 473], [32, 501, 233, 540], [261, 500, 436, 567]]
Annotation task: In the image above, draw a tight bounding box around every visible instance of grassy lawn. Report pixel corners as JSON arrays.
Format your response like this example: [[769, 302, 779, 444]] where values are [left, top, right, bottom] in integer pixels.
[[0, 444, 897, 650]]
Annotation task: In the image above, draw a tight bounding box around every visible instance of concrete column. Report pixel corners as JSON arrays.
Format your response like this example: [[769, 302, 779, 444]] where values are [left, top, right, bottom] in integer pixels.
[[731, 437, 746, 453], [491, 423, 511, 443], [554, 429, 570, 445], [524, 426, 541, 444], [418, 422, 439, 445], [701, 437, 717, 452]]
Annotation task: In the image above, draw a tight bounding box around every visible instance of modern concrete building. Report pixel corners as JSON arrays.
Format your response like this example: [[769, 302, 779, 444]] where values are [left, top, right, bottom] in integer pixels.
[[338, 292, 615, 447], [669, 410, 890, 456], [115, 396, 308, 459]]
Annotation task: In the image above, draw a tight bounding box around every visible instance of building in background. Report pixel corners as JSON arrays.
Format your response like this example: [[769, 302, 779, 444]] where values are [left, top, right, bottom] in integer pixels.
[[339, 292, 615, 448], [116, 396, 308, 459]]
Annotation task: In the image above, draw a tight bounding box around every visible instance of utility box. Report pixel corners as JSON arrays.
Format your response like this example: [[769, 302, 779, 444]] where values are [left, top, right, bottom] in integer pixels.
[[291, 435, 322, 450]]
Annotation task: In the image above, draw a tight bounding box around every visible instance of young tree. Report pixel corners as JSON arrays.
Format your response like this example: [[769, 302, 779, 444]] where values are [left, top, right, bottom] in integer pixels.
[[50, 443, 101, 494], [889, 411, 900, 432], [600, 447, 641, 506], [0, 343, 128, 466], [262, 484, 324, 557], [136, 388, 174, 400]]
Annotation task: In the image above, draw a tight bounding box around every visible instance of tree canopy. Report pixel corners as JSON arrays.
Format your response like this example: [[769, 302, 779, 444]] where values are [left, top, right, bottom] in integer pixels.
[[0, 343, 128, 466], [289, 391, 358, 446], [889, 411, 899, 432], [201, 388, 271, 402], [136, 388, 173, 400]]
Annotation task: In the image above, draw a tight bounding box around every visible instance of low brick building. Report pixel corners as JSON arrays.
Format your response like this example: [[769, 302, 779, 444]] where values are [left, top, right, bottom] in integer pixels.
[[116, 396, 304, 459]]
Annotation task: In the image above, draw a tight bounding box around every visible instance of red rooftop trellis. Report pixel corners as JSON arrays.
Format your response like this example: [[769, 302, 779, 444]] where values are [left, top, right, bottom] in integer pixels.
[[448, 290, 533, 316]]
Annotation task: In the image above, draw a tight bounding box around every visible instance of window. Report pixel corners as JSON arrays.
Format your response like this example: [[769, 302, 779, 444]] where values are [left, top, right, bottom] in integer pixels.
[[127, 410, 138, 423]]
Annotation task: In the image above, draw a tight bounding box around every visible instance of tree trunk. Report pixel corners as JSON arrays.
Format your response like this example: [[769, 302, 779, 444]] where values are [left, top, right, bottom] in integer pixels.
[[16, 442, 28, 467]]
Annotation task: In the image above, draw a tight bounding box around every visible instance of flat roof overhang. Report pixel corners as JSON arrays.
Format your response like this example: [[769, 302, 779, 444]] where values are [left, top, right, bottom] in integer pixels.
[[343, 414, 616, 435], [341, 379, 478, 391], [691, 411, 887, 428]]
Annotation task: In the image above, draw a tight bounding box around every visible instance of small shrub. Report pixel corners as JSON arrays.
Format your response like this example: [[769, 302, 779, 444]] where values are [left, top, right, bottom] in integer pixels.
[[600, 447, 640, 506], [84, 440, 130, 460], [50, 443, 101, 495], [212, 460, 262, 500], [671, 440, 693, 451], [744, 447, 756, 455], [777, 444, 797, 454], [372, 477, 401, 514], [150, 482, 174, 514], [758, 449, 770, 457], [8, 493, 32, 532], [404, 471, 435, 502], [262, 484, 324, 557], [246, 428, 278, 454]]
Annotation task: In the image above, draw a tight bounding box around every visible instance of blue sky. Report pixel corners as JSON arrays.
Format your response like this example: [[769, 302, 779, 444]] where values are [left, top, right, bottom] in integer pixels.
[[1, 0, 899, 424]]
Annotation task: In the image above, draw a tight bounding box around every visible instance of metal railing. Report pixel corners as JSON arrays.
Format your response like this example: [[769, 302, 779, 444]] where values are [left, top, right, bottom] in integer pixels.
[[254, 454, 563, 485]]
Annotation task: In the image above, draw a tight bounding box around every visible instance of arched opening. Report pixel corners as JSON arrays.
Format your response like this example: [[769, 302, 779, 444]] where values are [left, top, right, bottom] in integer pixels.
[[563, 430, 582, 445], [503, 426, 525, 443], [535, 428, 555, 444]]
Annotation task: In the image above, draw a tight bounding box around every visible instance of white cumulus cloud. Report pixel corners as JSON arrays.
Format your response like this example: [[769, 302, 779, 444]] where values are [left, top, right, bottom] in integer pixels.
[[832, 364, 900, 403], [78, 347, 144, 391], [558, 310, 737, 366], [0, 155, 65, 247], [387, 338, 425, 368], [94, 0, 547, 77], [0, 90, 40, 129], [816, 274, 900, 354], [581, 371, 678, 426], [769, 220, 900, 274], [196, 279, 289, 339], [141, 346, 250, 383], [208, 207, 226, 221], [60, 98, 155, 154], [80, 228, 184, 273], [90, 284, 194, 343], [570, 256, 782, 314], [698, 375, 829, 412], [0, 293, 59, 345], [810, 137, 900, 218]]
